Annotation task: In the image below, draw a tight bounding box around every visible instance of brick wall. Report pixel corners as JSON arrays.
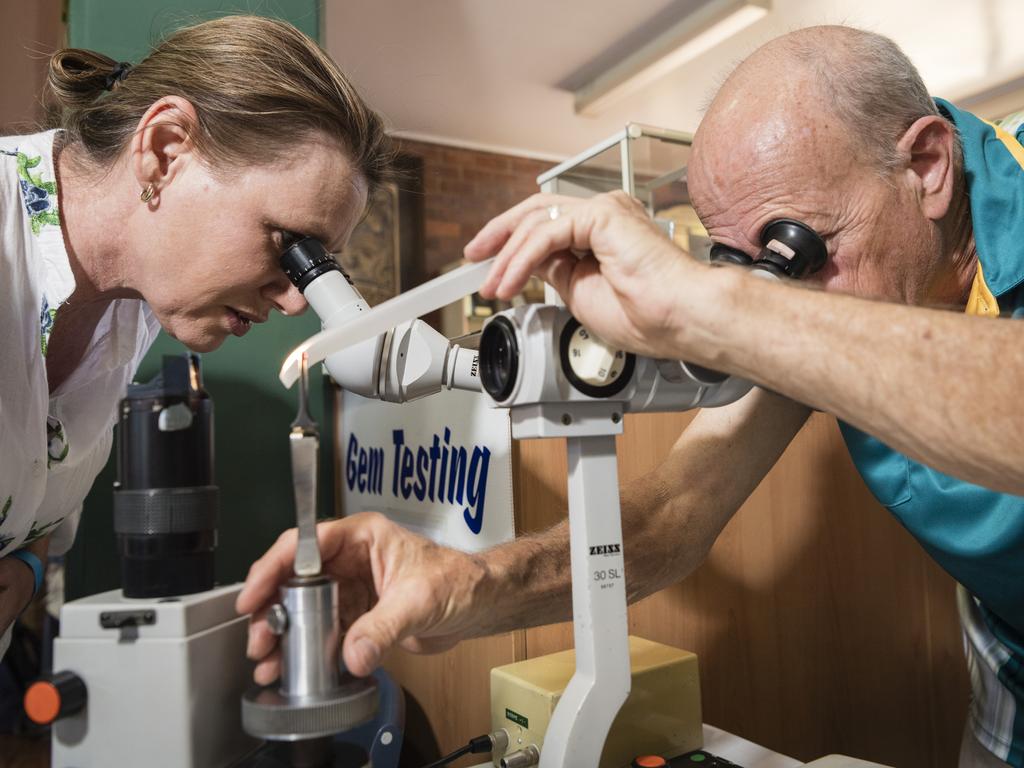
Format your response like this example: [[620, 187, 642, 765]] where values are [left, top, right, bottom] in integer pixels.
[[398, 139, 554, 278], [0, 0, 63, 134]]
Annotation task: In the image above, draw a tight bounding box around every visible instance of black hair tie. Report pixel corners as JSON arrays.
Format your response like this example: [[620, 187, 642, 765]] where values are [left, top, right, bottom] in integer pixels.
[[104, 61, 133, 91]]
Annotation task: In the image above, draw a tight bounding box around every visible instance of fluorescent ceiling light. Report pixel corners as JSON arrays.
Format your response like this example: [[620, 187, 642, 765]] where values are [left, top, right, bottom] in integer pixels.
[[575, 0, 770, 116]]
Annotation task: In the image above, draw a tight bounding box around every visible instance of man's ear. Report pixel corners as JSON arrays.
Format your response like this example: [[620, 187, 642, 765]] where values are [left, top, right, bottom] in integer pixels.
[[896, 114, 957, 221], [130, 96, 200, 202]]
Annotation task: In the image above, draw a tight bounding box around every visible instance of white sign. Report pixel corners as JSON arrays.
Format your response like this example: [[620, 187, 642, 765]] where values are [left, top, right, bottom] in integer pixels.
[[338, 389, 514, 552]]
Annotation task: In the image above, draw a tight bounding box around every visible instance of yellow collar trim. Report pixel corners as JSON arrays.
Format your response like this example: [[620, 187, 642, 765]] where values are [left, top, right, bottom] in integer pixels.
[[983, 118, 1024, 171], [966, 261, 1000, 317]]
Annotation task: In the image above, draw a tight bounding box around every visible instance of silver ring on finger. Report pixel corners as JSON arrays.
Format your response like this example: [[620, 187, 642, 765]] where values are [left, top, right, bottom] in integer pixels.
[[547, 204, 561, 221]]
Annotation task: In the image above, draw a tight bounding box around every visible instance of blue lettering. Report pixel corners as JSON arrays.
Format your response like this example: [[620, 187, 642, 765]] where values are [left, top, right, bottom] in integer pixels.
[[357, 448, 368, 492], [448, 445, 467, 504], [400, 446, 414, 499], [428, 434, 441, 502], [356, 428, 492, 532], [438, 428, 450, 501], [413, 447, 429, 501], [346, 435, 359, 491], [368, 447, 384, 495], [464, 446, 490, 535], [392, 430, 404, 497]]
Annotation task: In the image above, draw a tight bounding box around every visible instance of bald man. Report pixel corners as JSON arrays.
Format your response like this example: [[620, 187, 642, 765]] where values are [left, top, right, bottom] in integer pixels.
[[240, 26, 1023, 767]]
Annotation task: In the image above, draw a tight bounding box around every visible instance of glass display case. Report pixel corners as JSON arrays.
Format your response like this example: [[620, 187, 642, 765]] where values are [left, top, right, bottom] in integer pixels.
[[537, 123, 712, 262]]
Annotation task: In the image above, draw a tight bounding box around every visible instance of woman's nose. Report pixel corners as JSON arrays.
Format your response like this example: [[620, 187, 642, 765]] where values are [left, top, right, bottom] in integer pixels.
[[265, 278, 309, 318]]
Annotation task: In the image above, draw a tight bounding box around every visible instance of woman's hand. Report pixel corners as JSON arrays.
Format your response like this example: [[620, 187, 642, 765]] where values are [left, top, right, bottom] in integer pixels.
[[0, 560, 36, 637], [237, 512, 493, 683], [0, 538, 48, 638], [465, 191, 709, 359]]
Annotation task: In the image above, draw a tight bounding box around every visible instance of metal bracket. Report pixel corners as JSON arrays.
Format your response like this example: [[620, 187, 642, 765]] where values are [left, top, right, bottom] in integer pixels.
[[99, 609, 156, 630]]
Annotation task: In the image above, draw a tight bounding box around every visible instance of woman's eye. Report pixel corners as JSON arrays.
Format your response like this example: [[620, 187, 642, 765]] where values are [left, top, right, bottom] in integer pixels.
[[274, 230, 301, 252]]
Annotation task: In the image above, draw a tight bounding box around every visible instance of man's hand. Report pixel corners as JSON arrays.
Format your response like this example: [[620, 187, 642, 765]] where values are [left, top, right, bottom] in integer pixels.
[[465, 191, 710, 359], [236, 512, 492, 683]]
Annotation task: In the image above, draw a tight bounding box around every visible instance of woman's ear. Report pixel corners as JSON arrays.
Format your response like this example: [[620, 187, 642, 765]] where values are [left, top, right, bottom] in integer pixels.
[[896, 114, 957, 221], [130, 96, 200, 202]]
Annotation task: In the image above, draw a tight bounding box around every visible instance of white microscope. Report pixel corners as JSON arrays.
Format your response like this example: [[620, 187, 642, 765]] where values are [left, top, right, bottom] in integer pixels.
[[274, 124, 826, 768]]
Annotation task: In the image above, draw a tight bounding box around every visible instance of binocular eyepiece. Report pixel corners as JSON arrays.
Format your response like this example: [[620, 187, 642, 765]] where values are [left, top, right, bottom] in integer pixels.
[[709, 218, 827, 279]]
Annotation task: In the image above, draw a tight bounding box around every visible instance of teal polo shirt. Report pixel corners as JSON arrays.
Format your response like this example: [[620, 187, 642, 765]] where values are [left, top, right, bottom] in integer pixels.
[[839, 99, 1024, 764]]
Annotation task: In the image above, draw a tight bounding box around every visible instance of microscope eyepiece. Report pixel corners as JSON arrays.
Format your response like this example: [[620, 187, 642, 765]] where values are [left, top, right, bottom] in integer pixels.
[[280, 236, 346, 293], [479, 316, 520, 403]]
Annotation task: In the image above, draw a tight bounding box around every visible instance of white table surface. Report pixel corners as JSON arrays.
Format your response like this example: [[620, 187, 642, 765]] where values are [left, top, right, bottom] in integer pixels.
[[702, 723, 801, 767], [470, 723, 802, 767]]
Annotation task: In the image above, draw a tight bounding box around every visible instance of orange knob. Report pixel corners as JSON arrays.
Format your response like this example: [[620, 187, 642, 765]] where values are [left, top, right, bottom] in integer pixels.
[[632, 757, 668, 768], [24, 671, 86, 725]]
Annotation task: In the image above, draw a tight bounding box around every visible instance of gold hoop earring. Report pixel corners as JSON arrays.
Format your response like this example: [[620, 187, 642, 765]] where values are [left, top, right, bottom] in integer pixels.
[[140, 184, 155, 203]]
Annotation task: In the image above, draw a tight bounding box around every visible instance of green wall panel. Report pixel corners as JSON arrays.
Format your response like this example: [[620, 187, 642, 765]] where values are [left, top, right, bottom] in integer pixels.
[[68, 0, 320, 61], [64, 0, 327, 599], [67, 314, 336, 600]]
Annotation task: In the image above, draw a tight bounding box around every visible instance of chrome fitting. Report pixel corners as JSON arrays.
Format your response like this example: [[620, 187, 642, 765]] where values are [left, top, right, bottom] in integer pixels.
[[500, 745, 540, 768]]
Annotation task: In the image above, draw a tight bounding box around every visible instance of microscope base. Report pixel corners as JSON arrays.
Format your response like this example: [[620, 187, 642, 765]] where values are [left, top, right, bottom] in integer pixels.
[[51, 584, 258, 768]]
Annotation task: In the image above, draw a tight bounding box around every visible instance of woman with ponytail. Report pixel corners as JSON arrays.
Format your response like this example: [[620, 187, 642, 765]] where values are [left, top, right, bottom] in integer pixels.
[[0, 15, 392, 657]]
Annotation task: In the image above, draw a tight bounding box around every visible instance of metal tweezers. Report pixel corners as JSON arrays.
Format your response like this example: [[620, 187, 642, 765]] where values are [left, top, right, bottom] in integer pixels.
[[290, 353, 322, 577]]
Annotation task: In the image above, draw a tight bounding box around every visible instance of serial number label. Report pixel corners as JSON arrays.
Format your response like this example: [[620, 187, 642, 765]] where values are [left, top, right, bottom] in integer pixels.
[[593, 568, 622, 589]]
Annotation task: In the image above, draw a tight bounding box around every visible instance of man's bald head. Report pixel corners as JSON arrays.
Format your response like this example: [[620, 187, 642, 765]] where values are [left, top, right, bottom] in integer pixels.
[[695, 25, 940, 174], [688, 26, 973, 306]]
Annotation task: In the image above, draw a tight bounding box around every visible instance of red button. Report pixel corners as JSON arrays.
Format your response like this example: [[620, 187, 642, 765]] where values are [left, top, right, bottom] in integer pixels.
[[633, 757, 668, 768]]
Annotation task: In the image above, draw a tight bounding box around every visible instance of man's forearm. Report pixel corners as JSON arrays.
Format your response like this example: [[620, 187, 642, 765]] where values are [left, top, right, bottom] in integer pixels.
[[477, 518, 571, 635], [474, 390, 811, 636], [475, 477, 711, 635], [674, 268, 1024, 494]]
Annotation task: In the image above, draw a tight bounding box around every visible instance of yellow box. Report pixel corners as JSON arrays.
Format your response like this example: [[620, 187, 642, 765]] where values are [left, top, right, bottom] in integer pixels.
[[490, 636, 702, 767]]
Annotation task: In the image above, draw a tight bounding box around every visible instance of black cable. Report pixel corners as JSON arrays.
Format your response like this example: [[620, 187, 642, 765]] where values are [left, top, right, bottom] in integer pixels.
[[420, 733, 495, 768], [421, 743, 471, 768]]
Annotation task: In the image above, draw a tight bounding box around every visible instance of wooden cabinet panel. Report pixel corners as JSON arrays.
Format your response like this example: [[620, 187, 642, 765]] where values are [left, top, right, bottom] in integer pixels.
[[517, 411, 968, 767]]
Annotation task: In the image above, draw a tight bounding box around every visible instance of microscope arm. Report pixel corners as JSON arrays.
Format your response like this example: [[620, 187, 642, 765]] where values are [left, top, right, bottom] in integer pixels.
[[627, 358, 754, 414], [299, 251, 482, 403], [324, 320, 481, 403]]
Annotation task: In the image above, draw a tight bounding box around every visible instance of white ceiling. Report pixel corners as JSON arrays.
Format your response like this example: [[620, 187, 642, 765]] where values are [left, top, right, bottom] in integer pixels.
[[324, 0, 1024, 161]]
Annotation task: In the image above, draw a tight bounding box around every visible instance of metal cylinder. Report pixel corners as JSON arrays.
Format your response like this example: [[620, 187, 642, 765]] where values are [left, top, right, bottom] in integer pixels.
[[278, 576, 341, 699], [500, 745, 540, 768], [447, 344, 481, 392], [241, 575, 379, 744]]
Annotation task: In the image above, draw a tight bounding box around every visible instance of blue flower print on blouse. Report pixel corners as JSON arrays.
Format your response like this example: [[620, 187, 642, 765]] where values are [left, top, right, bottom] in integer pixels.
[[40, 296, 57, 357], [2, 149, 60, 235], [21, 179, 50, 214]]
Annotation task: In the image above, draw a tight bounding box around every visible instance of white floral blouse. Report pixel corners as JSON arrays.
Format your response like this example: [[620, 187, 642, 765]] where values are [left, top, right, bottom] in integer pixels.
[[0, 130, 159, 653]]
